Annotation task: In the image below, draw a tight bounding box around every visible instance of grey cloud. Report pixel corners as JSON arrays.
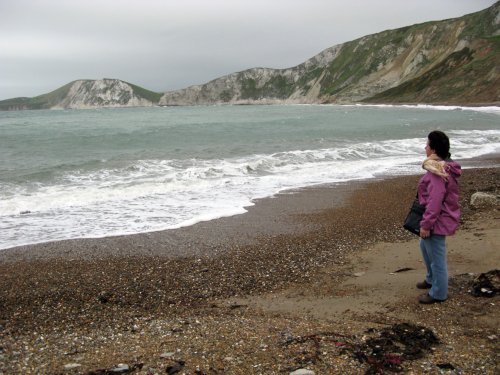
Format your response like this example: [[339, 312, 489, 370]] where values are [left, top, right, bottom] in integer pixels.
[[0, 0, 496, 100]]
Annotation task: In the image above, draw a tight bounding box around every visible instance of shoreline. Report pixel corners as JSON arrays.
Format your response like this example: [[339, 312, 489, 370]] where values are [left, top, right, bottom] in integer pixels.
[[3, 102, 500, 112], [0, 163, 498, 374], [1, 154, 499, 259], [0, 179, 361, 264]]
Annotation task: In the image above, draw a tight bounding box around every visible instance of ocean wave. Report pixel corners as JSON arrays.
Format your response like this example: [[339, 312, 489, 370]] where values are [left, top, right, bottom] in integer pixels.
[[1, 130, 499, 250], [2, 132, 498, 214]]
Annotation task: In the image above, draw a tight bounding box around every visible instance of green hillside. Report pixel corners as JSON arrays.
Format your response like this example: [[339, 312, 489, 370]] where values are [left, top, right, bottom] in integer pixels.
[[363, 37, 500, 104], [0, 82, 74, 110]]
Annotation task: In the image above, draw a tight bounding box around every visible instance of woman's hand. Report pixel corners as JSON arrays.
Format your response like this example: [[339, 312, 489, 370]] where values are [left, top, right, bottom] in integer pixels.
[[420, 228, 431, 239]]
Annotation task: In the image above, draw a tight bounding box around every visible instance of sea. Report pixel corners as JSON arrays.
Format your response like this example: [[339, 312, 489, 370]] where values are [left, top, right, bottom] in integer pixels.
[[1, 104, 499, 250]]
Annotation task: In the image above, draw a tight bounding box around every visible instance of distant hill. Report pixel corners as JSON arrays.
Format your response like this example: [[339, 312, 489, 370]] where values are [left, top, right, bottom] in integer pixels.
[[1, 1, 498, 110], [0, 79, 162, 111]]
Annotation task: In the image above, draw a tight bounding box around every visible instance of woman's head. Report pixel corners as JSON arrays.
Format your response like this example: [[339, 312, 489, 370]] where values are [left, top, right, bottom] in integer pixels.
[[426, 130, 450, 159]]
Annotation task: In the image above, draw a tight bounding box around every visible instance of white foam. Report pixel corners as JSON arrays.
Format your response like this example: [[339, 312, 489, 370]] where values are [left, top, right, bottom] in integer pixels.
[[351, 103, 500, 114]]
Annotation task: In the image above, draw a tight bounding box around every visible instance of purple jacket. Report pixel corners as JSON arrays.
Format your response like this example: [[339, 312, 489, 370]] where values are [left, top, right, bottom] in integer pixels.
[[417, 160, 461, 236]]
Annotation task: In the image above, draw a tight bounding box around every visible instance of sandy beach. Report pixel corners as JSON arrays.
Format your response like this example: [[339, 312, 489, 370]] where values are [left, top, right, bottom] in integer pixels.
[[0, 162, 498, 374]]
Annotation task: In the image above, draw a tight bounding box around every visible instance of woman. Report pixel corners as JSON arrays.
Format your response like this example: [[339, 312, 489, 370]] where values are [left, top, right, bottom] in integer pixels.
[[416, 130, 461, 304]]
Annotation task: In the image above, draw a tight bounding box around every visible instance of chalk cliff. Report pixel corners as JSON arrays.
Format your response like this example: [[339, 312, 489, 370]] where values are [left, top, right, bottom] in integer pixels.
[[0, 79, 162, 111]]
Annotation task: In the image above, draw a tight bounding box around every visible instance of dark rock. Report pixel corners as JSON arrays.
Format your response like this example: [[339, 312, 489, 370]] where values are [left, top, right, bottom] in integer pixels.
[[471, 270, 500, 297], [437, 363, 456, 370], [166, 360, 185, 374], [98, 291, 112, 304]]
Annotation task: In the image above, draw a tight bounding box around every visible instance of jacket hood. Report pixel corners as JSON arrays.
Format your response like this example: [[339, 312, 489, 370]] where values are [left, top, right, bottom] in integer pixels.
[[445, 159, 462, 179]]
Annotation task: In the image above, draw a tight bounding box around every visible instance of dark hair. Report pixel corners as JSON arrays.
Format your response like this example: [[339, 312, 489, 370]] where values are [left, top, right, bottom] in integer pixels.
[[428, 130, 451, 160]]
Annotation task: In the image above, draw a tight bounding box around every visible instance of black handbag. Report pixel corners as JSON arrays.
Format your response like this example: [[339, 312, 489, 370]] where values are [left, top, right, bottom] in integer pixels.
[[403, 196, 425, 235]]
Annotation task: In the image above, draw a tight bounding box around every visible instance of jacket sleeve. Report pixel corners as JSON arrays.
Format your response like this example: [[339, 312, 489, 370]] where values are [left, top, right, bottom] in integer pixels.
[[420, 173, 446, 231]]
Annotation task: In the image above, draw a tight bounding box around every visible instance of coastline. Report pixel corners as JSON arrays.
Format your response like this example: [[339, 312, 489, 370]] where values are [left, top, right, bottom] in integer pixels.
[[0, 162, 498, 374]]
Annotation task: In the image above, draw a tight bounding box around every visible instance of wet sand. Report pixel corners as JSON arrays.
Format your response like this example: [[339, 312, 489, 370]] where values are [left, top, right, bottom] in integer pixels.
[[0, 162, 499, 374]]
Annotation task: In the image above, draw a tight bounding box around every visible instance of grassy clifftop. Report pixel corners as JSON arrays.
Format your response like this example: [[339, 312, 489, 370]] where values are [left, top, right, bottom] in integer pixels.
[[0, 82, 74, 111]]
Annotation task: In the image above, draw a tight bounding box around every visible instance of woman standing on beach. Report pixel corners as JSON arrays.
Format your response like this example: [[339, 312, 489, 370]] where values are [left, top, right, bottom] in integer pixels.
[[417, 130, 461, 304]]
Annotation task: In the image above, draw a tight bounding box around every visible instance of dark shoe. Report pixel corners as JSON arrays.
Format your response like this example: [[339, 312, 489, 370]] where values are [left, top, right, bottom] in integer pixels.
[[418, 293, 445, 304], [416, 280, 432, 289]]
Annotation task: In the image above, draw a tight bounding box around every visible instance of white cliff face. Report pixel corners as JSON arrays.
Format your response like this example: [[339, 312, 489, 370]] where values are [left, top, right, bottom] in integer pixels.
[[157, 46, 343, 106], [159, 22, 466, 106], [51, 79, 154, 109]]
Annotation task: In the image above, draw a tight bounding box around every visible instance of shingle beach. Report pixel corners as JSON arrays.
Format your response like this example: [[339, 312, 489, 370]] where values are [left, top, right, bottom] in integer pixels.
[[1, 162, 499, 374]]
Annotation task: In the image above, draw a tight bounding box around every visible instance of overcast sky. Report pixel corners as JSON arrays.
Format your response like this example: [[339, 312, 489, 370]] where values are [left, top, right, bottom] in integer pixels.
[[0, 0, 496, 100]]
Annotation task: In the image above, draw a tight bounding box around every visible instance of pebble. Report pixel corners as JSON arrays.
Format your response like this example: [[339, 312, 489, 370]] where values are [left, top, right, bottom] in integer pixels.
[[110, 364, 130, 373], [63, 363, 82, 370], [160, 352, 176, 358], [290, 369, 315, 375]]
